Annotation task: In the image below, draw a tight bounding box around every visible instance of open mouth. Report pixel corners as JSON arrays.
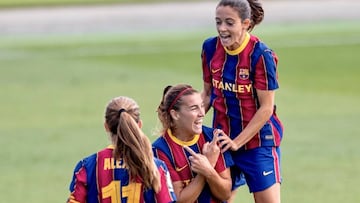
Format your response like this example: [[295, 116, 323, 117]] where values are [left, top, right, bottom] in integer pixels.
[[219, 34, 231, 44], [194, 119, 203, 127]]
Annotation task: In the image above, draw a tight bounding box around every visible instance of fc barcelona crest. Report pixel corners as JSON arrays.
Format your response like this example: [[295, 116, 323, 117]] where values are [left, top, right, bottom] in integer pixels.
[[239, 68, 249, 80]]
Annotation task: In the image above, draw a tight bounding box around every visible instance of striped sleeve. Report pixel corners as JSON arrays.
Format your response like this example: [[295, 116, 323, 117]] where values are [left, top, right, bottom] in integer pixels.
[[67, 160, 87, 203], [254, 48, 279, 90]]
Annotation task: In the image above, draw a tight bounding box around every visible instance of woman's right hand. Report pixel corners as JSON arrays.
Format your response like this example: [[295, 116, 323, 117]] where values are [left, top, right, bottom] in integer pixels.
[[202, 129, 222, 167], [184, 146, 214, 178]]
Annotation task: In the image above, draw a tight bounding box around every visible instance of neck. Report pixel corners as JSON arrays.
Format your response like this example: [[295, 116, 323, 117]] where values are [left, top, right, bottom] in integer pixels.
[[172, 128, 194, 142]]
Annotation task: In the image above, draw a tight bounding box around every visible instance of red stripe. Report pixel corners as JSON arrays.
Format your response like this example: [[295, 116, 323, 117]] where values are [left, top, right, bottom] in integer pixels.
[[272, 147, 281, 183]]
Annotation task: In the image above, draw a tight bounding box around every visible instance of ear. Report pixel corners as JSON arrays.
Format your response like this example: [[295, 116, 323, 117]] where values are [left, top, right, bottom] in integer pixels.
[[170, 109, 180, 121], [104, 122, 110, 132], [138, 119, 143, 129], [242, 18, 251, 30]]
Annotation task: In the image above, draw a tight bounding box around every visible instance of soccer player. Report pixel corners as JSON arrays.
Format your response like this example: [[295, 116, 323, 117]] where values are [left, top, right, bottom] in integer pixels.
[[152, 84, 233, 203], [201, 0, 284, 202], [67, 96, 176, 203]]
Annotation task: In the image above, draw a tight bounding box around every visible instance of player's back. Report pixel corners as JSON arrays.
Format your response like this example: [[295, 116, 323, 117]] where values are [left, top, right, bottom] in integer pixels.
[[68, 146, 176, 203]]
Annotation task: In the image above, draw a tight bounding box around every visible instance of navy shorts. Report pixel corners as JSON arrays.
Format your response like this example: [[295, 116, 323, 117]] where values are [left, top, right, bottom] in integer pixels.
[[231, 146, 282, 193]]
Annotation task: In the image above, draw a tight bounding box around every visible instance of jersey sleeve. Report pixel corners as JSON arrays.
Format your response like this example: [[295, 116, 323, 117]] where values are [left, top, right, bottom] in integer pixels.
[[201, 37, 218, 84], [253, 48, 279, 91], [202, 45, 211, 83], [67, 160, 87, 203], [154, 159, 177, 203], [153, 148, 181, 182]]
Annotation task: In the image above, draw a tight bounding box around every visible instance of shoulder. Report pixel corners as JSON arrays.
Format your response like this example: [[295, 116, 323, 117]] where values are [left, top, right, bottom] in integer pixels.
[[154, 157, 167, 169], [201, 126, 216, 140], [202, 36, 219, 49], [249, 35, 276, 65], [81, 152, 97, 165], [250, 34, 272, 54], [152, 136, 166, 148], [80, 147, 112, 166], [72, 152, 97, 173], [152, 136, 172, 157], [203, 36, 218, 44]]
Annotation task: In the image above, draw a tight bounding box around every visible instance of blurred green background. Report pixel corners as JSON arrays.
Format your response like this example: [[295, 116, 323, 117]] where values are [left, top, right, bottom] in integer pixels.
[[0, 0, 205, 7], [0, 0, 359, 202]]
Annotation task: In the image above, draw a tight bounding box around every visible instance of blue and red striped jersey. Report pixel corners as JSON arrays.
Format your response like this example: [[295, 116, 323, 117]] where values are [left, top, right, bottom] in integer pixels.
[[201, 33, 283, 150], [152, 126, 234, 203], [67, 145, 176, 203]]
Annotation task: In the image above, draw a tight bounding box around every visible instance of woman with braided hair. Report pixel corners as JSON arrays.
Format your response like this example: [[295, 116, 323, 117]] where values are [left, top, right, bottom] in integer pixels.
[[67, 96, 176, 203]]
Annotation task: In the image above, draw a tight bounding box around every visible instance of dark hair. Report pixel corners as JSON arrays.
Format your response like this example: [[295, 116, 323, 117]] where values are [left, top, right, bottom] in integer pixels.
[[105, 96, 160, 192], [157, 84, 198, 134], [217, 0, 264, 31]]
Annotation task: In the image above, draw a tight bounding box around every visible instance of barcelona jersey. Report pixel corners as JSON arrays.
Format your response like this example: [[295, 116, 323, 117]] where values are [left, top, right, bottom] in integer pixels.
[[152, 126, 234, 203], [201, 33, 284, 150], [67, 145, 176, 203]]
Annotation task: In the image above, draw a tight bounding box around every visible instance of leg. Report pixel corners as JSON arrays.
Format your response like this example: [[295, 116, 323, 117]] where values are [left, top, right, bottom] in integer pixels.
[[227, 189, 238, 203], [253, 182, 280, 203], [228, 166, 246, 203]]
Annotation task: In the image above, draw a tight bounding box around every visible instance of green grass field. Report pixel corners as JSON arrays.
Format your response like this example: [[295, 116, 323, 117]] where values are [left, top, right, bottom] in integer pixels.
[[1, 18, 359, 202]]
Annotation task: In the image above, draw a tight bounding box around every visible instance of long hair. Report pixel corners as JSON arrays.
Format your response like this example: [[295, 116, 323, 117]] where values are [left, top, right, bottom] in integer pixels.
[[218, 0, 264, 31], [105, 96, 160, 192], [157, 84, 198, 135]]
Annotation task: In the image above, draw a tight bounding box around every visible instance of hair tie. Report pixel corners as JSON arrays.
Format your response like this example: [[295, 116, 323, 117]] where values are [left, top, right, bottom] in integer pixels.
[[118, 108, 126, 116], [167, 87, 192, 112]]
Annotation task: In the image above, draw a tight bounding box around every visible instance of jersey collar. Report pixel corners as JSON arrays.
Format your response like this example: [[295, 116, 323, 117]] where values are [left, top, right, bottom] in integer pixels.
[[224, 32, 250, 55], [167, 128, 200, 146]]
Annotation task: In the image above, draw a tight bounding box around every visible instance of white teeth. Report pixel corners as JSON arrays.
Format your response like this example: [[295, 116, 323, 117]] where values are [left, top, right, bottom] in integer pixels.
[[220, 34, 230, 38]]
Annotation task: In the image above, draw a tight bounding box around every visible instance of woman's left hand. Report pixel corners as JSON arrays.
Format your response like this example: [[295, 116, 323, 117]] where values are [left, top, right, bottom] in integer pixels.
[[217, 133, 240, 152]]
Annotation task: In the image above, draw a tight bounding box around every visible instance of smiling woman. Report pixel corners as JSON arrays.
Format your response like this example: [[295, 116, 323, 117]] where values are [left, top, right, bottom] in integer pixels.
[[152, 84, 234, 203], [201, 0, 283, 202]]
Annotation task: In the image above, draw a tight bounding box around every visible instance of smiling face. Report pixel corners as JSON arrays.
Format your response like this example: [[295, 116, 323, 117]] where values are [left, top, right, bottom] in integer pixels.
[[215, 5, 250, 50], [171, 92, 205, 140]]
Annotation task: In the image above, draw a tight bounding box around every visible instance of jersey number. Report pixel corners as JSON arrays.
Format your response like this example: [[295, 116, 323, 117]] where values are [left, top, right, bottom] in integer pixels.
[[102, 181, 141, 203]]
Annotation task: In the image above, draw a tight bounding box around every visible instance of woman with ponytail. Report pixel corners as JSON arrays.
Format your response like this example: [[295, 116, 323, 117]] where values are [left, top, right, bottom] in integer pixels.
[[67, 96, 176, 203], [201, 0, 284, 202]]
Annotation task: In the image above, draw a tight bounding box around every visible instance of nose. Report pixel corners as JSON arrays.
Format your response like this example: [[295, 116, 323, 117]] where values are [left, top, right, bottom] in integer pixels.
[[217, 22, 226, 32], [199, 107, 205, 117]]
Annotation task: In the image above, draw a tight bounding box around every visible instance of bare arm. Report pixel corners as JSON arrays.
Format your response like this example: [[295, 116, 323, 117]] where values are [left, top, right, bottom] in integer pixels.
[[185, 142, 232, 201], [172, 175, 206, 203], [205, 167, 232, 201], [201, 82, 212, 113]]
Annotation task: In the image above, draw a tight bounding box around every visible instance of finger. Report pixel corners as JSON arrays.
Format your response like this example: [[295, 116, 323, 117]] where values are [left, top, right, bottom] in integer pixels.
[[218, 137, 229, 150], [183, 145, 197, 157], [220, 144, 230, 153], [202, 142, 210, 151], [217, 134, 227, 143], [211, 129, 221, 146]]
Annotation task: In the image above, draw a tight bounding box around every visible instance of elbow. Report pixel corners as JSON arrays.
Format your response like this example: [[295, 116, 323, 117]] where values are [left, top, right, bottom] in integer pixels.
[[216, 184, 232, 201], [222, 190, 232, 202], [261, 106, 274, 119]]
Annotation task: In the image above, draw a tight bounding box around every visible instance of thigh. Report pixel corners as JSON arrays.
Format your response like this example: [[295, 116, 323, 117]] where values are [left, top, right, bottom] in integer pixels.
[[235, 147, 282, 193], [254, 182, 281, 203], [230, 165, 246, 191]]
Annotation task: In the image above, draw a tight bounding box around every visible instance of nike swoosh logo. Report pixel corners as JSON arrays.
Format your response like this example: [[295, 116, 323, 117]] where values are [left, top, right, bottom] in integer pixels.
[[211, 68, 221, 73], [175, 165, 188, 172], [262, 170, 274, 176]]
